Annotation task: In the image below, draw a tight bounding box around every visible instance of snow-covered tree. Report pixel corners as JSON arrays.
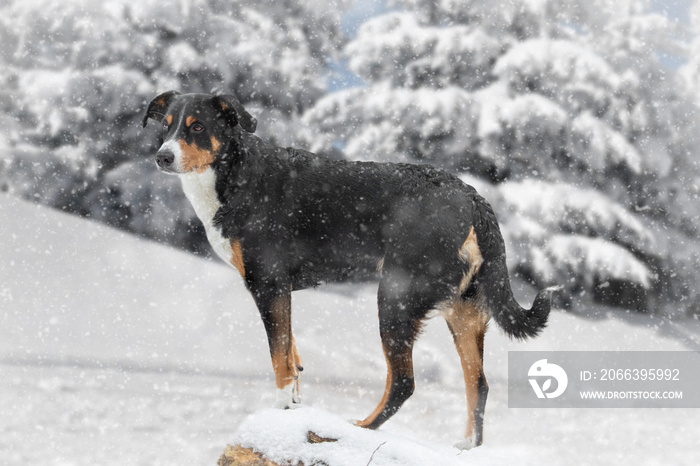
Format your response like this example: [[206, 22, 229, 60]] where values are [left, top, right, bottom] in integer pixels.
[[303, 0, 700, 312], [0, 0, 345, 250]]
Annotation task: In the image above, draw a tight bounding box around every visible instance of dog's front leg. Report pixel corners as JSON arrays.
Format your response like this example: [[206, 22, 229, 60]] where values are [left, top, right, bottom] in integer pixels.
[[253, 290, 302, 409]]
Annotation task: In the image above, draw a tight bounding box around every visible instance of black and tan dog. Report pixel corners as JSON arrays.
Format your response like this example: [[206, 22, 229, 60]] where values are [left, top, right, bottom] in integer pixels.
[[142, 91, 556, 449]]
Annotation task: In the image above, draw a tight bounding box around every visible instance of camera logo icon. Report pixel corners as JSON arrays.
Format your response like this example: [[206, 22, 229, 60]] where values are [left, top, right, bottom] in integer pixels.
[[528, 359, 568, 399]]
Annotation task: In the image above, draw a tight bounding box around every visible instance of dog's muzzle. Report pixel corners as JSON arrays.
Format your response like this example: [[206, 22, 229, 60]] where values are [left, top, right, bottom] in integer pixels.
[[155, 150, 176, 173]]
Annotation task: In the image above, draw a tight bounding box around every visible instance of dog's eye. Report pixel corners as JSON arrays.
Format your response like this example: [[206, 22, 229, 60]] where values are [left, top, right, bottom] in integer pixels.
[[192, 123, 205, 133], [162, 121, 169, 131]]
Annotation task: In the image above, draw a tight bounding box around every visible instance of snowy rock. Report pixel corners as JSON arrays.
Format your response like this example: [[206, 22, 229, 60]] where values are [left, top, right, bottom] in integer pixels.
[[224, 407, 471, 466]]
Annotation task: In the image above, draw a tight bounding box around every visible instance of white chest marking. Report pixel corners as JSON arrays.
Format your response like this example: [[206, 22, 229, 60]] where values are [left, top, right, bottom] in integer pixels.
[[179, 168, 234, 266]]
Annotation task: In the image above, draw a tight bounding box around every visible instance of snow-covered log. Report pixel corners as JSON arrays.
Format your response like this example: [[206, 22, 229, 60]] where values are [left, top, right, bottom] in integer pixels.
[[217, 407, 475, 466]]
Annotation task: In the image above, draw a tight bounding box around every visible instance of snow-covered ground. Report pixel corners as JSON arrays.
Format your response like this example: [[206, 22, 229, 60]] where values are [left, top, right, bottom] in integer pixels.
[[1, 193, 699, 465]]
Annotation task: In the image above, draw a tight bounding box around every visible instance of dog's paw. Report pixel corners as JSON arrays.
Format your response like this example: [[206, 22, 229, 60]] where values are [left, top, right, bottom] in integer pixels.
[[453, 433, 477, 451], [273, 383, 295, 409], [351, 419, 373, 428]]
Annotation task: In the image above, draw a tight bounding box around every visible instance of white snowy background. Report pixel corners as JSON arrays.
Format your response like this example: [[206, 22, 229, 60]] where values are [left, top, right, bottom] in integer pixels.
[[2, 0, 700, 464]]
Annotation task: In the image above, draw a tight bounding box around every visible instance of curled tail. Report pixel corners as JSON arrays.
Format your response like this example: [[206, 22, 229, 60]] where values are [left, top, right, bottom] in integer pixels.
[[468, 194, 558, 340]]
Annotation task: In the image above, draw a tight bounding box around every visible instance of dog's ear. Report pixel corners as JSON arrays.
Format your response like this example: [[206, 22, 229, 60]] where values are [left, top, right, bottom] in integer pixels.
[[212, 94, 257, 133], [142, 90, 181, 128]]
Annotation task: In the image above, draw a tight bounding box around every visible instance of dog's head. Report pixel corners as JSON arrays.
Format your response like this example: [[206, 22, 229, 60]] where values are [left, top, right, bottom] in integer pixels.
[[142, 91, 257, 174]]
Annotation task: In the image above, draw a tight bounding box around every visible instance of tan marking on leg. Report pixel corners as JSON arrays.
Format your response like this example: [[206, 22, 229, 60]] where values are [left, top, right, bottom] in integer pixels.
[[444, 299, 489, 443], [179, 140, 215, 173], [230, 239, 245, 278], [355, 348, 392, 428], [186, 115, 197, 127], [271, 351, 296, 390], [356, 346, 414, 429], [458, 227, 483, 294], [291, 336, 303, 370], [268, 294, 297, 390]]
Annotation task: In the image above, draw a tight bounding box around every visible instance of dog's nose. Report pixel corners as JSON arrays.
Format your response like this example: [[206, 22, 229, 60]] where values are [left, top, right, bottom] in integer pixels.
[[156, 150, 175, 169]]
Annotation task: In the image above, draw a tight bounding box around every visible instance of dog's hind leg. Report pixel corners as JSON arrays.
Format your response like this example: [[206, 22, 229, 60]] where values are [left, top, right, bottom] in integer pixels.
[[444, 299, 489, 450], [355, 328, 416, 429], [356, 273, 432, 430], [254, 291, 303, 409]]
